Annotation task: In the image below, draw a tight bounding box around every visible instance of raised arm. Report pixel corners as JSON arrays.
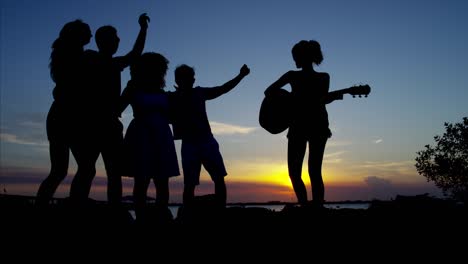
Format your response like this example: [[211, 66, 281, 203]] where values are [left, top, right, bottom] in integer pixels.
[[203, 64, 250, 100], [116, 13, 149, 68]]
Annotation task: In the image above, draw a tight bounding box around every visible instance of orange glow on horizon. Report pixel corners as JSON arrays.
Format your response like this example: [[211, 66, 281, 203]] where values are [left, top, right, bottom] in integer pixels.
[[225, 160, 365, 194]]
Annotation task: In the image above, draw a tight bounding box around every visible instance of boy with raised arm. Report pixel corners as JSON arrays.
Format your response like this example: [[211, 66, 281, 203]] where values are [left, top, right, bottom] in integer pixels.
[[169, 64, 250, 209]]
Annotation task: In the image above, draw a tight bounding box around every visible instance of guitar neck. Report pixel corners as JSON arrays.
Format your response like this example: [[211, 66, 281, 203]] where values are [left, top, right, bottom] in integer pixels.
[[328, 85, 370, 98], [328, 87, 352, 97], [325, 88, 350, 103]]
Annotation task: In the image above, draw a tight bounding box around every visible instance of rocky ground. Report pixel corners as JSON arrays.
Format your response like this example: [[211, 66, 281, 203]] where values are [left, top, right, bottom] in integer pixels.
[[1, 194, 467, 259]]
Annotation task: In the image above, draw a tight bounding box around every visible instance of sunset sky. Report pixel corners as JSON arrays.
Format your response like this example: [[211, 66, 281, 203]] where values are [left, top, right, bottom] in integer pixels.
[[1, 0, 467, 203]]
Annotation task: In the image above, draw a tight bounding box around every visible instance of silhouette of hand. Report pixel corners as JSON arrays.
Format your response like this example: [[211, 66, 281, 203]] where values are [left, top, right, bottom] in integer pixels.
[[240, 64, 250, 77], [139, 13, 150, 29]]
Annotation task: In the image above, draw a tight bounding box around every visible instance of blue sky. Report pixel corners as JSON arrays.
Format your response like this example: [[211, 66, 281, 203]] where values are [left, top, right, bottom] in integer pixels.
[[1, 0, 467, 203]]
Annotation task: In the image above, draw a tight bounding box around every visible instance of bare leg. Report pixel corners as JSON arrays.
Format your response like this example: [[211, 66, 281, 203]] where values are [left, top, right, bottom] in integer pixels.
[[308, 137, 327, 207], [133, 175, 150, 222], [214, 177, 226, 208], [154, 177, 169, 207], [69, 144, 99, 204], [288, 137, 308, 205], [101, 120, 124, 206], [36, 141, 69, 206], [183, 184, 196, 207], [101, 139, 123, 206]]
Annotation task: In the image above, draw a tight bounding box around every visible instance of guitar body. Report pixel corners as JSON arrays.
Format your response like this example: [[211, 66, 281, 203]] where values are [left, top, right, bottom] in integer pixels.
[[259, 89, 292, 134], [259, 84, 371, 135]]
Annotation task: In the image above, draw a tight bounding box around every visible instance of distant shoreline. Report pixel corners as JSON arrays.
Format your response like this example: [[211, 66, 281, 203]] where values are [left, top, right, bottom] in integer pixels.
[[0, 193, 375, 207]]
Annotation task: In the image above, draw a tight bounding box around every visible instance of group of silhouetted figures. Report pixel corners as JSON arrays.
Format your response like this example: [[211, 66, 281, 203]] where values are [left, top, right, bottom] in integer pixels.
[[36, 13, 344, 222]]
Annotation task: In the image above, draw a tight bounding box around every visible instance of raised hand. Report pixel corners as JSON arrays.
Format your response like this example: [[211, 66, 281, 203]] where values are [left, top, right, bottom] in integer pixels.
[[139, 13, 150, 29], [240, 64, 250, 77]]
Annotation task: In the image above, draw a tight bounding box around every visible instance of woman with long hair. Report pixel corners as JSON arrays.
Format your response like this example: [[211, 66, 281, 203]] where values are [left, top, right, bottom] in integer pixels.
[[36, 20, 92, 206]]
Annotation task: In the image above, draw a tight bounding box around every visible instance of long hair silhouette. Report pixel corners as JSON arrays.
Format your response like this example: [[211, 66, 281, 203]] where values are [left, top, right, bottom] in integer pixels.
[[36, 20, 92, 206]]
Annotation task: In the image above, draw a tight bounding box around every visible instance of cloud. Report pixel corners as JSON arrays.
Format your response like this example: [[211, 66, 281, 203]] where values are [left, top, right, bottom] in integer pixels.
[[363, 176, 397, 199], [324, 151, 346, 164], [324, 151, 346, 158], [119, 116, 257, 136], [19, 121, 43, 129], [360, 160, 414, 169], [0, 133, 47, 146], [373, 139, 383, 144], [362, 176, 444, 200], [355, 160, 417, 179], [1, 112, 48, 147], [364, 176, 393, 189], [210, 121, 257, 135], [16, 112, 46, 125], [327, 140, 352, 147]]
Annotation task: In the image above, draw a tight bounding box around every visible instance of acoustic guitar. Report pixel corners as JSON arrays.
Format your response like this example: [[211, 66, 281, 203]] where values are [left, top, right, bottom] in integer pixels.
[[259, 84, 371, 134]]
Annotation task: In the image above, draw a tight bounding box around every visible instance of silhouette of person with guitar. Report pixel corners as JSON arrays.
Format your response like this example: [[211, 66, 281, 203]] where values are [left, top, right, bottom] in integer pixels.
[[264, 40, 347, 208]]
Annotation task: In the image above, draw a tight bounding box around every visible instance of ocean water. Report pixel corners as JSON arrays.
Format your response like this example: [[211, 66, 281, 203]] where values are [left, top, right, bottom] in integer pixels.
[[233, 203, 371, 211], [129, 202, 371, 220]]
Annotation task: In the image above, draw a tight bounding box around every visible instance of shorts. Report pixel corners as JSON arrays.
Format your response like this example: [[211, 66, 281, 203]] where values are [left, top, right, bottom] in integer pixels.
[[181, 136, 227, 186]]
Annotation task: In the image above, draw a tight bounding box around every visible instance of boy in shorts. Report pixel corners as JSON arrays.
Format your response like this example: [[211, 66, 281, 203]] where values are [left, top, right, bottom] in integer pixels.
[[169, 64, 250, 208]]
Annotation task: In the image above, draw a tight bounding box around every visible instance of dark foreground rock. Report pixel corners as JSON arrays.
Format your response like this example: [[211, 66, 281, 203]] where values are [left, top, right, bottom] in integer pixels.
[[1, 194, 467, 258]]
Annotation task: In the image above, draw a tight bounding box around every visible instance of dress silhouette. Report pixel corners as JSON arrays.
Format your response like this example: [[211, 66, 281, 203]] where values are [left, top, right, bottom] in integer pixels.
[[264, 40, 342, 207], [169, 64, 250, 208], [36, 20, 92, 206], [121, 52, 180, 222]]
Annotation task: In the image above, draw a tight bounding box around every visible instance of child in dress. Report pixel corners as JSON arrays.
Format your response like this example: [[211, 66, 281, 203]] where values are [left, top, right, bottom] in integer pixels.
[[121, 52, 180, 222]]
